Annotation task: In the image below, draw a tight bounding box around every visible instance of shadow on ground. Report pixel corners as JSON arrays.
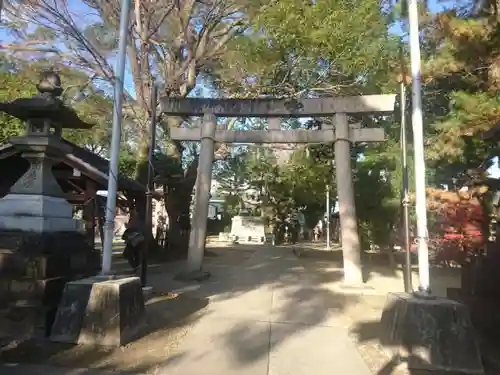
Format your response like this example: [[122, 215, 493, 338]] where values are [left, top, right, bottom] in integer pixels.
[[0, 292, 208, 374], [0, 242, 462, 375]]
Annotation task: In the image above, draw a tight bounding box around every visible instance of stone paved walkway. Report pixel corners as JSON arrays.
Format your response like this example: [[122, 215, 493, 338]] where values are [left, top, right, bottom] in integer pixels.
[[157, 246, 372, 375], [1, 245, 378, 375]]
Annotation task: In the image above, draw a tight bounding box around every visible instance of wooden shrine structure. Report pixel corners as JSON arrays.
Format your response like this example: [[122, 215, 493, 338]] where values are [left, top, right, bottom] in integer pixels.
[[0, 139, 152, 248]]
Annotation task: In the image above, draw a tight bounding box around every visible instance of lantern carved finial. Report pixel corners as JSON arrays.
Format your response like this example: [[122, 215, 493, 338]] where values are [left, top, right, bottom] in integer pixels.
[[36, 70, 64, 98], [0, 69, 94, 138]]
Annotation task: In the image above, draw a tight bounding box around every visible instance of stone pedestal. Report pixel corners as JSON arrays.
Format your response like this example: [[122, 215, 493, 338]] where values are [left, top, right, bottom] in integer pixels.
[[0, 194, 81, 232], [51, 276, 146, 347], [0, 138, 81, 233], [230, 216, 266, 244], [0, 231, 100, 338], [379, 292, 483, 374]]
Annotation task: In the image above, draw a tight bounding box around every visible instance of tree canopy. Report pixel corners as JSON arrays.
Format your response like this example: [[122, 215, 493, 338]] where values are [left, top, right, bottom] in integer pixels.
[[422, 1, 500, 169], [1, 0, 499, 258]]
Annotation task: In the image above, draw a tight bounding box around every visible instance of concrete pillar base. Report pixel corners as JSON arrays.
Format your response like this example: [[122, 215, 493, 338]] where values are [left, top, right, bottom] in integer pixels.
[[379, 292, 484, 374], [175, 269, 211, 282], [50, 276, 145, 347], [142, 286, 153, 297]]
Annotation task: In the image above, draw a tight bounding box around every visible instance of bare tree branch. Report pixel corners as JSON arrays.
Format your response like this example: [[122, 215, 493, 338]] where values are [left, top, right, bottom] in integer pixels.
[[3, 0, 265, 188]]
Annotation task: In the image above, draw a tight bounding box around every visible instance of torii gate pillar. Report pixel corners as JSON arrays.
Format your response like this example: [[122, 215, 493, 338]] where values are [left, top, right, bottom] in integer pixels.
[[184, 113, 216, 279], [334, 113, 363, 284]]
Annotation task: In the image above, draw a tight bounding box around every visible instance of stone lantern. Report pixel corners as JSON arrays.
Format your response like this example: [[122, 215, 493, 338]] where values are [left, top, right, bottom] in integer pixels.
[[0, 70, 100, 339], [0, 70, 93, 230]]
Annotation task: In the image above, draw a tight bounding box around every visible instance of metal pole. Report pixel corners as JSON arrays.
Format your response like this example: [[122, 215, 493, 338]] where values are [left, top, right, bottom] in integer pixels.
[[400, 45, 412, 293], [408, 0, 430, 294], [101, 0, 131, 275], [141, 82, 158, 286], [326, 185, 331, 250]]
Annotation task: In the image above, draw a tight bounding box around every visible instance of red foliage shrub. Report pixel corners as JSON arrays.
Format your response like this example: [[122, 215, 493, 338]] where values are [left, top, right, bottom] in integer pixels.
[[426, 189, 486, 264]]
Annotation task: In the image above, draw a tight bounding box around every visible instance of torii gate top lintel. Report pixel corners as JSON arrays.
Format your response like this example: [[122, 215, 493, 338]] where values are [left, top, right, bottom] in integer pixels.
[[160, 95, 396, 118]]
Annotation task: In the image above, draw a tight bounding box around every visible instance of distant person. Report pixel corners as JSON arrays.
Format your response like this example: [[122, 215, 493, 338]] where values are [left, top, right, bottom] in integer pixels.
[[156, 215, 167, 248], [314, 219, 324, 241], [122, 210, 145, 272], [331, 212, 340, 242], [178, 213, 191, 237], [290, 217, 300, 244]]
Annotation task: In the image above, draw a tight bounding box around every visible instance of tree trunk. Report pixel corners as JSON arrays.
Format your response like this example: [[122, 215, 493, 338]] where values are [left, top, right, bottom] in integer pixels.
[[166, 211, 189, 257], [132, 142, 168, 259], [134, 142, 150, 185], [165, 180, 195, 258]]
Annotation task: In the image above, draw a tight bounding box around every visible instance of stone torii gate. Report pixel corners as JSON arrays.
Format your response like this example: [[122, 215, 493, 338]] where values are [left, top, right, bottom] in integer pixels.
[[161, 95, 395, 284]]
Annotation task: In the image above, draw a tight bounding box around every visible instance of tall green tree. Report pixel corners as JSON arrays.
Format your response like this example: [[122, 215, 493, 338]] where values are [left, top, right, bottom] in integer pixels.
[[214, 0, 399, 97], [214, 144, 335, 229], [213, 0, 407, 256], [2, 0, 269, 251], [422, 1, 500, 181]]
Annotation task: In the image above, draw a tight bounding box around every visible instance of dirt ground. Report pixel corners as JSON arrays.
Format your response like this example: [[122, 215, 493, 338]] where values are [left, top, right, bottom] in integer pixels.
[[0, 242, 497, 375], [1, 292, 203, 374], [0, 245, 256, 374]]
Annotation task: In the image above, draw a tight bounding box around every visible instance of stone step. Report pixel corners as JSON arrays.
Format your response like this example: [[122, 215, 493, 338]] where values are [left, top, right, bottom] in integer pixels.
[[0, 249, 100, 279], [233, 235, 266, 244], [0, 303, 56, 339], [0, 231, 101, 279], [0, 277, 66, 306]]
